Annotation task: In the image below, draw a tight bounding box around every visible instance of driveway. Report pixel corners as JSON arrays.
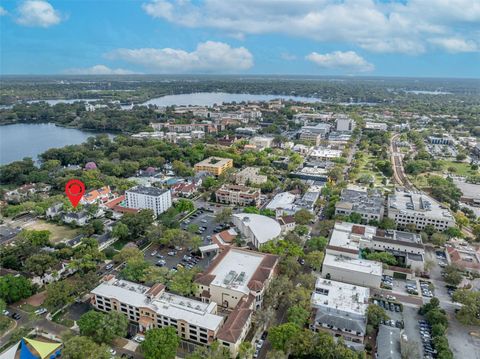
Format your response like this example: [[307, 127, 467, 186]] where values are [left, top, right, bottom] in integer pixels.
[[402, 306, 423, 359]]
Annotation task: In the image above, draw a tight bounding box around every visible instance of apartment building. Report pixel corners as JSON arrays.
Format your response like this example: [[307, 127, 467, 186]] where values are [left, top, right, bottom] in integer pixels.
[[311, 279, 369, 350], [215, 184, 261, 207], [249, 136, 274, 149], [335, 185, 385, 222], [163, 122, 217, 133], [336, 117, 355, 132], [365, 122, 388, 131], [125, 186, 172, 216], [235, 167, 268, 185], [195, 247, 279, 355], [309, 147, 343, 161], [91, 276, 223, 346], [387, 189, 455, 231], [194, 157, 233, 176]]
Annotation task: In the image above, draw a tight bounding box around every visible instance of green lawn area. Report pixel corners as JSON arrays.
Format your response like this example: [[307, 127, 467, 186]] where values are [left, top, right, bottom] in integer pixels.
[[353, 153, 388, 188], [27, 220, 80, 243], [439, 160, 479, 177]]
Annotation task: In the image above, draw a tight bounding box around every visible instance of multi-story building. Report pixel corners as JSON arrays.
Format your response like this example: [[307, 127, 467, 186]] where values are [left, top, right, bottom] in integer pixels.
[[299, 123, 331, 145], [321, 253, 383, 288], [194, 157, 233, 176], [336, 117, 355, 132], [309, 147, 343, 161], [299, 131, 322, 145], [249, 136, 274, 149], [196, 247, 279, 355], [387, 189, 455, 231], [335, 185, 385, 222], [232, 213, 282, 248], [91, 276, 224, 346], [125, 186, 172, 216], [161, 122, 217, 133], [215, 185, 261, 207], [365, 122, 388, 131], [235, 167, 268, 185], [428, 135, 453, 145], [311, 279, 369, 350]]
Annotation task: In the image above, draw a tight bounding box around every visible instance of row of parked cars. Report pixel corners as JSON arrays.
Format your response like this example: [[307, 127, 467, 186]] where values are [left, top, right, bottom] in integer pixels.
[[406, 281, 419, 295], [374, 299, 402, 313], [381, 319, 404, 329], [418, 319, 437, 358], [419, 280, 434, 298], [253, 332, 268, 358]]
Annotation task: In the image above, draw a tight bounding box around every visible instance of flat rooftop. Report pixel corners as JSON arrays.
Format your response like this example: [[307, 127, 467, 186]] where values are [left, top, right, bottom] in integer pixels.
[[126, 186, 168, 197], [312, 278, 370, 316], [323, 253, 383, 276], [329, 222, 377, 251], [92, 279, 223, 330], [209, 248, 265, 295], [195, 157, 232, 167], [310, 147, 342, 158], [266, 192, 296, 210], [388, 189, 454, 220]]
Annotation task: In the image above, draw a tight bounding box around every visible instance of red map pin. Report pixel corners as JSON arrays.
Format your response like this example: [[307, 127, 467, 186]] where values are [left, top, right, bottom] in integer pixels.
[[65, 179, 85, 208]]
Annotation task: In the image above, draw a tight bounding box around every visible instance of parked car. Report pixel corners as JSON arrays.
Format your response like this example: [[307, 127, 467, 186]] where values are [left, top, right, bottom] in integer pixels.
[[2, 310, 10, 316], [34, 308, 47, 315], [11, 313, 21, 320], [167, 251, 177, 256], [151, 250, 158, 256], [134, 335, 145, 343], [105, 263, 114, 270]]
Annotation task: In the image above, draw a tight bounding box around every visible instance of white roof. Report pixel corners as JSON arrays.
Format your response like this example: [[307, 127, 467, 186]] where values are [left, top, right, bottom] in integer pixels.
[[312, 278, 370, 316], [329, 222, 377, 250], [266, 192, 296, 210], [209, 248, 265, 295], [233, 213, 282, 244], [323, 253, 383, 276], [310, 147, 342, 158], [91, 279, 223, 330]]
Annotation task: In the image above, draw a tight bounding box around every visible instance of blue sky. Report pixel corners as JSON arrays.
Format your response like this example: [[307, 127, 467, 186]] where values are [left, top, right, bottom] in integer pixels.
[[1, 0, 479, 77]]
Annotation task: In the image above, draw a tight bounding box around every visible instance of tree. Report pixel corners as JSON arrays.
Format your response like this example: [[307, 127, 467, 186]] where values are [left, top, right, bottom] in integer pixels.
[[424, 259, 435, 272], [113, 246, 144, 263], [0, 274, 34, 304], [238, 342, 255, 359], [365, 251, 397, 266], [187, 340, 230, 359], [78, 310, 128, 344], [454, 211, 469, 229], [287, 305, 310, 328], [24, 253, 57, 276], [142, 327, 180, 359], [168, 268, 198, 296], [215, 208, 232, 223], [294, 209, 314, 225], [90, 219, 105, 234], [62, 336, 110, 359], [187, 223, 200, 233], [294, 225, 309, 236], [346, 212, 362, 224], [21, 229, 51, 246], [452, 289, 480, 325], [443, 265, 463, 286], [111, 222, 129, 240], [306, 236, 328, 252], [175, 199, 194, 213], [366, 304, 389, 328], [304, 251, 324, 271], [268, 322, 301, 353], [431, 232, 448, 246], [141, 266, 169, 285], [378, 218, 396, 230], [120, 259, 150, 282], [44, 280, 75, 310]]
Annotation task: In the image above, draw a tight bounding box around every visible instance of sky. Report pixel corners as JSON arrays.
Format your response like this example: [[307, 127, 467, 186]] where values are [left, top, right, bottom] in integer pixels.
[[1, 0, 479, 78]]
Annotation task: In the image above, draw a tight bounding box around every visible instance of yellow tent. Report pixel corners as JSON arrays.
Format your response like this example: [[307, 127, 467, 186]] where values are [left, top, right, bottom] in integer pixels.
[[23, 338, 61, 359]]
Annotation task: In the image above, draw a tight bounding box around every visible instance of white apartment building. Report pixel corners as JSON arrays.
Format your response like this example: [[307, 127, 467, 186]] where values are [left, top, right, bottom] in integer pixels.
[[311, 279, 369, 350], [387, 189, 455, 231], [365, 122, 388, 131], [235, 167, 268, 185], [336, 117, 355, 132], [125, 186, 172, 216], [249, 136, 274, 149], [91, 276, 223, 346]]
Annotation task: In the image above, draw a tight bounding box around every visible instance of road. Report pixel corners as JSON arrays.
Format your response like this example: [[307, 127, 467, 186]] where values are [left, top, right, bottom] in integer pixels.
[[390, 133, 415, 190]]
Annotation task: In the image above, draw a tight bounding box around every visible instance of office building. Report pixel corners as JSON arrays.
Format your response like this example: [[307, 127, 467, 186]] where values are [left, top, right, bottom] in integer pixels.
[[125, 186, 172, 216], [311, 279, 369, 350], [387, 189, 455, 231], [365, 122, 388, 131], [235, 167, 268, 185], [194, 157, 233, 176], [215, 185, 261, 207], [335, 185, 385, 222], [336, 117, 355, 132]]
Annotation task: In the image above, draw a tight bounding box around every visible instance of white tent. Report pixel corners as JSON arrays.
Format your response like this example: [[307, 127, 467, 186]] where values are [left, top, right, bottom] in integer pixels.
[[0, 341, 20, 359]]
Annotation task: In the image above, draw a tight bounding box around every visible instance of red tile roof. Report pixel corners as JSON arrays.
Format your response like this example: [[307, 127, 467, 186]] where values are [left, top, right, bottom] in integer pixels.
[[217, 295, 254, 343]]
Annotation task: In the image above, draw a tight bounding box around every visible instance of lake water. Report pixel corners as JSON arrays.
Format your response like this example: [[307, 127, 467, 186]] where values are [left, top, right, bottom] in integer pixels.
[[0, 123, 110, 165], [139, 92, 322, 107]]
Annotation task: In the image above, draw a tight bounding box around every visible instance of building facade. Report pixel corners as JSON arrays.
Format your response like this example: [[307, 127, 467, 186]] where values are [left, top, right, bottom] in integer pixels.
[[125, 186, 172, 216], [194, 157, 233, 176], [215, 185, 261, 207]]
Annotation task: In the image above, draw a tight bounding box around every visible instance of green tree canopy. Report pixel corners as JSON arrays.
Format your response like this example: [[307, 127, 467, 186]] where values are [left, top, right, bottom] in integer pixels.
[[142, 327, 180, 359]]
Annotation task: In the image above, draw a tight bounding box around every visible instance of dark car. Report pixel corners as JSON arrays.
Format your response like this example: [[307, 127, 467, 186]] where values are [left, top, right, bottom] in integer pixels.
[[11, 313, 21, 320]]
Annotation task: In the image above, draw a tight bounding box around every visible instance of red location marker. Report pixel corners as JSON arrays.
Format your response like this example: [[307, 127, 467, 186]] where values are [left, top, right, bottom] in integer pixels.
[[65, 179, 85, 208]]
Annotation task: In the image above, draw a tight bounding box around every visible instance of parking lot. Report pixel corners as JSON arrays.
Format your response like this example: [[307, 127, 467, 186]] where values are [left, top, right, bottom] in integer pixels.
[[402, 306, 424, 358]]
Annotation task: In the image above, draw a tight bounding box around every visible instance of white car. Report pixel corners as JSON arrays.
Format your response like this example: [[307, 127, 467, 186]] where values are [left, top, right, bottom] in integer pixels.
[[108, 349, 116, 355], [2, 310, 10, 316], [34, 308, 47, 315], [151, 250, 158, 256], [134, 335, 145, 343]]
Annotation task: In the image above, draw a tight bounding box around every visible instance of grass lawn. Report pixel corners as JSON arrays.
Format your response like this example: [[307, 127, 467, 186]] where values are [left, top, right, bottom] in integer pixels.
[[0, 317, 14, 336], [353, 153, 388, 188], [439, 160, 479, 177], [27, 220, 80, 243]]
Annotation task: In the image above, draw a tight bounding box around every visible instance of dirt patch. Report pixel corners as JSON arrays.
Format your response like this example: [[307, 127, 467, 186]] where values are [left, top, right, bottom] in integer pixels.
[[25, 291, 47, 307], [27, 220, 80, 243]]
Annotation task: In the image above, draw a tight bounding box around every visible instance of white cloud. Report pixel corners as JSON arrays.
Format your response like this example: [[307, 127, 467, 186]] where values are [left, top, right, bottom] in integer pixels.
[[429, 37, 479, 53], [63, 65, 138, 75], [16, 0, 62, 27], [141, 0, 480, 55], [306, 51, 374, 72], [105, 41, 254, 73], [0, 6, 8, 16]]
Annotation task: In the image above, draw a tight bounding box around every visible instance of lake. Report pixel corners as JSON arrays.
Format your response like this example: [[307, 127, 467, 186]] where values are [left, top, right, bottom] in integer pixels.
[[140, 92, 322, 107], [0, 123, 111, 165]]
